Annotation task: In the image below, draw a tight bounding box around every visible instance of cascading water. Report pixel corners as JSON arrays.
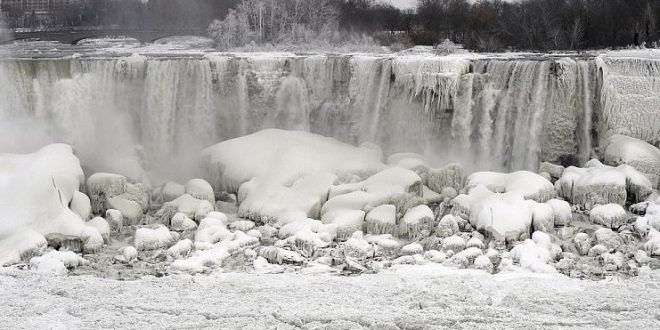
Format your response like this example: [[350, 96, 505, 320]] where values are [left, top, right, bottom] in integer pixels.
[[0, 52, 627, 182]]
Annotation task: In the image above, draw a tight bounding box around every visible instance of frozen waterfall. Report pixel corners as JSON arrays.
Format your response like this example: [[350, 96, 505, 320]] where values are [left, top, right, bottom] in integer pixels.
[[1, 52, 654, 181]]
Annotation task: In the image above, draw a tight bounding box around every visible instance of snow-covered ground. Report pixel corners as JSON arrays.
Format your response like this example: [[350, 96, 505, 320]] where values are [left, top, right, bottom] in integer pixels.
[[1, 265, 659, 329]]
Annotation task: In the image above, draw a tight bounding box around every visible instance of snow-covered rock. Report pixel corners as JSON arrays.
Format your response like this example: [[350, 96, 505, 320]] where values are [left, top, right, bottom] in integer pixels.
[[436, 214, 460, 238], [573, 233, 592, 256], [160, 181, 185, 202], [466, 171, 555, 202], [604, 134, 660, 188], [365, 204, 397, 235], [546, 199, 572, 227], [86, 172, 148, 225], [87, 217, 110, 242], [30, 250, 89, 274], [426, 163, 466, 193], [0, 145, 86, 265], [401, 243, 424, 255], [510, 239, 557, 273], [590, 204, 629, 229], [400, 205, 434, 239], [185, 179, 215, 204], [134, 225, 173, 250], [70, 191, 92, 221], [122, 246, 138, 262], [442, 235, 466, 252], [167, 239, 193, 259], [527, 200, 555, 233], [105, 209, 123, 233], [556, 160, 653, 209], [171, 213, 198, 232], [202, 129, 383, 225], [81, 226, 104, 253]]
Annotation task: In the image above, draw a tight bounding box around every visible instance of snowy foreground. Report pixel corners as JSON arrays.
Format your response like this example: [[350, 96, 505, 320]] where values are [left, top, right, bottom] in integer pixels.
[[2, 265, 660, 329]]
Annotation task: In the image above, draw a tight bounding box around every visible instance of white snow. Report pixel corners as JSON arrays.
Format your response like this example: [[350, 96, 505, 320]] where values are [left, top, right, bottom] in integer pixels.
[[0, 144, 86, 265]]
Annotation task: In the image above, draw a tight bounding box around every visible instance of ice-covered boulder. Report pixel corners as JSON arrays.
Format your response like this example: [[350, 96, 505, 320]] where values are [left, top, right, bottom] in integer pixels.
[[87, 217, 110, 242], [527, 200, 555, 233], [546, 199, 572, 227], [0, 145, 87, 265], [185, 179, 215, 204], [201, 129, 384, 225], [556, 160, 653, 209], [160, 181, 185, 202], [134, 225, 173, 251], [167, 239, 193, 259], [590, 204, 629, 229], [461, 185, 533, 243], [426, 163, 466, 193], [436, 214, 459, 238], [466, 171, 555, 202], [70, 191, 92, 221], [401, 205, 434, 239], [604, 135, 660, 188], [573, 232, 592, 256], [195, 217, 232, 245], [81, 226, 104, 253], [105, 209, 123, 233], [171, 213, 198, 232], [86, 172, 148, 224], [365, 204, 397, 235], [538, 162, 565, 182], [30, 250, 89, 274]]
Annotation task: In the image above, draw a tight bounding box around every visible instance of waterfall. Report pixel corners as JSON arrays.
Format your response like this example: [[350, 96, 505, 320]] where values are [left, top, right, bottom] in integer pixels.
[[0, 53, 621, 182]]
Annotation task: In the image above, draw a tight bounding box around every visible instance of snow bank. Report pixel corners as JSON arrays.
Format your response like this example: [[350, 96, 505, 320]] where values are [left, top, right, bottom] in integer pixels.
[[0, 144, 86, 265]]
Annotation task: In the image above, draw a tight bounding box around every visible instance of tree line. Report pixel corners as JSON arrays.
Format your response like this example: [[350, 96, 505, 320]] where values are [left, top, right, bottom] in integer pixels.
[[1, 0, 658, 51]]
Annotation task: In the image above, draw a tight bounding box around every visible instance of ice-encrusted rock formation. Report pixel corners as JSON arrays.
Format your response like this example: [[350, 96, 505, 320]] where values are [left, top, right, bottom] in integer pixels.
[[0, 145, 90, 265]]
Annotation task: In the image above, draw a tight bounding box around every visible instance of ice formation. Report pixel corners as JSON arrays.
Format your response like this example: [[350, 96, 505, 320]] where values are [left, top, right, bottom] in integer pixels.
[[604, 134, 660, 188]]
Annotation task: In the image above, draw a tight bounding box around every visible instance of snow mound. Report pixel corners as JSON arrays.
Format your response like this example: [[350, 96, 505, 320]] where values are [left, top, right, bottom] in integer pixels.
[[0, 144, 86, 265], [466, 171, 555, 202], [604, 134, 660, 188], [510, 239, 557, 273]]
